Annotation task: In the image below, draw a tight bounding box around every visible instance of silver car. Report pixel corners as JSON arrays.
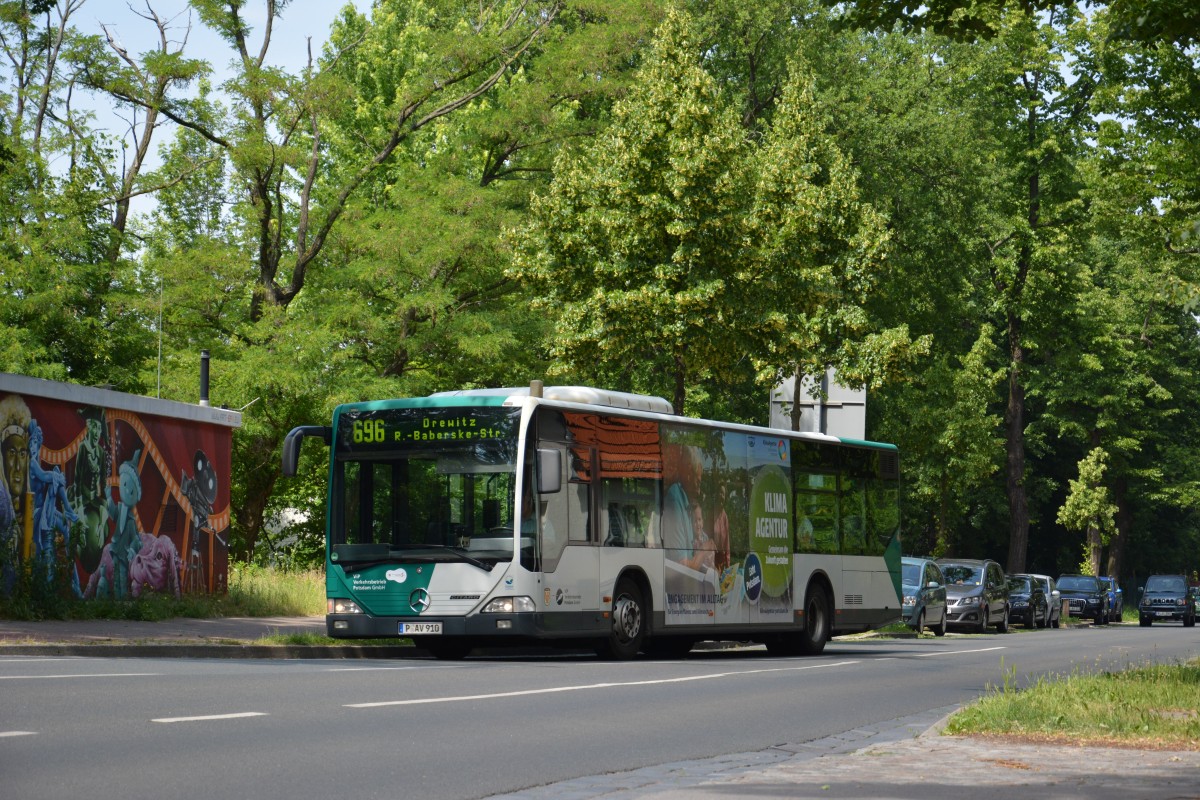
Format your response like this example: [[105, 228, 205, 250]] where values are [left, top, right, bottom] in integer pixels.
[[902, 557, 948, 636]]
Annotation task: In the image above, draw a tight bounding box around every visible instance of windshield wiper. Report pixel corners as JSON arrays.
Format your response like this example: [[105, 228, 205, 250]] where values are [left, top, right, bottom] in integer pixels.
[[391, 543, 495, 571]]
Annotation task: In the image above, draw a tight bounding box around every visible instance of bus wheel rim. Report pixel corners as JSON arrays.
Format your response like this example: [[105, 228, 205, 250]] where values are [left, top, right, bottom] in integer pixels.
[[614, 595, 641, 641]]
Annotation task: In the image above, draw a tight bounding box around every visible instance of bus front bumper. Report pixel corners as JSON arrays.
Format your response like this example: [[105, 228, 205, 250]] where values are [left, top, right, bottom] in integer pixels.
[[326, 612, 601, 640]]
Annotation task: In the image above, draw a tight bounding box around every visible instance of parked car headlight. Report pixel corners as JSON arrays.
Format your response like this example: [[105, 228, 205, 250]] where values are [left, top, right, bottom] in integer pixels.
[[903, 595, 916, 606], [957, 596, 980, 606]]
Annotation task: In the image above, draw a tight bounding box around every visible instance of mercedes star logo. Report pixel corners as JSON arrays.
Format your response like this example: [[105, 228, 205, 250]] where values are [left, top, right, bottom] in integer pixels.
[[409, 588, 431, 613]]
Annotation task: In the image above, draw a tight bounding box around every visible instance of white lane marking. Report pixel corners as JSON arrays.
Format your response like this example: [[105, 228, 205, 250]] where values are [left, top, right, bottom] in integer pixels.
[[0, 731, 38, 738], [152, 712, 268, 724], [327, 666, 453, 672], [912, 646, 1007, 658], [347, 660, 860, 708], [0, 673, 159, 680]]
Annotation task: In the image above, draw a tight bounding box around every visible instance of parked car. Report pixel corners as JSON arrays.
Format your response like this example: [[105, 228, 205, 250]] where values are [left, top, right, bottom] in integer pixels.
[[902, 556, 948, 636], [1057, 574, 1111, 624], [1138, 574, 1197, 627], [937, 558, 1010, 633], [1100, 576, 1124, 620], [1006, 575, 1049, 628], [1015, 573, 1062, 629]]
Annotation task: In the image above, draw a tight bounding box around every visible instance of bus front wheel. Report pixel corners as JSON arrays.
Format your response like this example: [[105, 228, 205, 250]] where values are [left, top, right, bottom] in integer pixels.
[[798, 586, 831, 655], [598, 579, 646, 660]]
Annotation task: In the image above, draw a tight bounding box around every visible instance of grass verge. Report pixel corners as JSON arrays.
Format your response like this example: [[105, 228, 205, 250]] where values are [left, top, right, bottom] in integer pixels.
[[946, 658, 1200, 750], [1, 565, 325, 621]]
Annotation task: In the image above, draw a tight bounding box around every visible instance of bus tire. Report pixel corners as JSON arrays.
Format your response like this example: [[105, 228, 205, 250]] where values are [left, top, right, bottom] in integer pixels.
[[598, 579, 646, 660], [424, 639, 473, 660], [798, 585, 831, 655]]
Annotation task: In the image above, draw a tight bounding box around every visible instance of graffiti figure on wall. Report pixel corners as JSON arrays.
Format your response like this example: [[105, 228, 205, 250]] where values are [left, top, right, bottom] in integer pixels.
[[0, 394, 31, 593], [180, 449, 217, 593], [70, 407, 111, 575], [28, 419, 82, 596], [87, 530, 181, 600], [96, 449, 145, 600]]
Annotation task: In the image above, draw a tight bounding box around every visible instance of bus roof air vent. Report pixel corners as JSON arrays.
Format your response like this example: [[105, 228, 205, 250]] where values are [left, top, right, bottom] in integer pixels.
[[430, 386, 674, 415]]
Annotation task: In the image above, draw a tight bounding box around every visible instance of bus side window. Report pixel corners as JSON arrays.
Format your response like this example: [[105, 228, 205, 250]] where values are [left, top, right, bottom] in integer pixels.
[[602, 477, 655, 548], [792, 442, 840, 555], [567, 446, 591, 543]]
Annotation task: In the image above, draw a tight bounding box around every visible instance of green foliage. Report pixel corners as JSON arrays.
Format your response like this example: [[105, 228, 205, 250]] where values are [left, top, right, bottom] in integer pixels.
[[1057, 448, 1117, 569], [825, 0, 1200, 47], [511, 6, 903, 416]]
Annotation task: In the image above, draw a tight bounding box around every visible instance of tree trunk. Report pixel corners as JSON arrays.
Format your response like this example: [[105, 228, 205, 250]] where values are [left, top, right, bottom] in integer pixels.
[[790, 365, 803, 431], [1086, 523, 1103, 576], [1004, 318, 1029, 573], [234, 486, 272, 565], [231, 433, 282, 563], [672, 352, 686, 415], [1106, 477, 1130, 580]]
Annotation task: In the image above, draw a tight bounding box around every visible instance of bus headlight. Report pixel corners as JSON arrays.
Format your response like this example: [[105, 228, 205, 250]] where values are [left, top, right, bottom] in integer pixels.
[[483, 597, 535, 613], [328, 598, 363, 614]]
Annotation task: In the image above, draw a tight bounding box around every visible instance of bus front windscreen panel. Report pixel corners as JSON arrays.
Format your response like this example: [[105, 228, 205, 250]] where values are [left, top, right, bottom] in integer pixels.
[[332, 405, 522, 562]]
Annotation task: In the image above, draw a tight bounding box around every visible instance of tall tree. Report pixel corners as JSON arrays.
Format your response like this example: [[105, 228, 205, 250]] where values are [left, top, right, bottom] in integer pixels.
[[511, 6, 901, 417], [946, 7, 1094, 573], [0, 0, 154, 388]]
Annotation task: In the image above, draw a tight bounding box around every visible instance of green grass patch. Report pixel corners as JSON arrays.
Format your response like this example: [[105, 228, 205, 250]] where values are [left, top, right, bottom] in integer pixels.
[[224, 564, 325, 617], [0, 564, 325, 621], [947, 658, 1200, 748]]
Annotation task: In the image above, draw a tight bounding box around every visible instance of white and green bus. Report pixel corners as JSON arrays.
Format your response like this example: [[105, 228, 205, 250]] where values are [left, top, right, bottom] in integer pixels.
[[282, 385, 902, 660]]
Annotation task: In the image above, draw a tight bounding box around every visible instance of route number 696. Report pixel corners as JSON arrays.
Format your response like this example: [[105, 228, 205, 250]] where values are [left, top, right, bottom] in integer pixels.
[[353, 419, 387, 444]]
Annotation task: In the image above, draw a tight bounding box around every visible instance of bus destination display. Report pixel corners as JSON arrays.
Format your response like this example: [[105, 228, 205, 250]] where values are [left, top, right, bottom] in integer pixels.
[[336, 406, 519, 453]]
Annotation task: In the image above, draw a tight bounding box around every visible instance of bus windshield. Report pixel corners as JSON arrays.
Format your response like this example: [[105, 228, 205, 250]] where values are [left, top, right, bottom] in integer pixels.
[[332, 404, 523, 567]]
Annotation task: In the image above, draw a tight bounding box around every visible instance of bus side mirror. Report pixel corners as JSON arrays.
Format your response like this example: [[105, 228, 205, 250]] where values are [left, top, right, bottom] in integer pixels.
[[537, 449, 561, 494], [281, 426, 331, 477]]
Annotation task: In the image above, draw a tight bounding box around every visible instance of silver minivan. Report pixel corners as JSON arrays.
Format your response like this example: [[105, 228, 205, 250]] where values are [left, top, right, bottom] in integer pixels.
[[937, 558, 1010, 633]]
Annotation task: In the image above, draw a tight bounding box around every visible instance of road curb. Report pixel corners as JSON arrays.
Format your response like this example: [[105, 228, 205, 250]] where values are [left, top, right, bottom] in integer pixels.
[[0, 643, 418, 659]]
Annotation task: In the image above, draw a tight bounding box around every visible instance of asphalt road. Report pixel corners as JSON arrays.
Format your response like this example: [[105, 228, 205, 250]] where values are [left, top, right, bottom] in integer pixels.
[[2, 623, 1198, 800]]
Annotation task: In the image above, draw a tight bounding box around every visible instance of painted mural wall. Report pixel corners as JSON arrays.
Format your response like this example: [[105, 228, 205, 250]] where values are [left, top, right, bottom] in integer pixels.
[[0, 375, 240, 601]]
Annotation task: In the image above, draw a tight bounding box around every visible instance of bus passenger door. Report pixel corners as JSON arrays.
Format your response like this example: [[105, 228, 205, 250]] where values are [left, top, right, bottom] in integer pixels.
[[539, 443, 599, 626]]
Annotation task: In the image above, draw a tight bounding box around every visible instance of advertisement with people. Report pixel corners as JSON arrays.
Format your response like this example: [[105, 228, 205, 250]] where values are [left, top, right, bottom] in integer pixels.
[[663, 427, 794, 626]]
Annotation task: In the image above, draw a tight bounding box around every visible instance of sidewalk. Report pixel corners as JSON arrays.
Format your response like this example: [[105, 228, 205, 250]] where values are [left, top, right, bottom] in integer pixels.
[[2, 616, 1197, 799], [0, 614, 414, 658]]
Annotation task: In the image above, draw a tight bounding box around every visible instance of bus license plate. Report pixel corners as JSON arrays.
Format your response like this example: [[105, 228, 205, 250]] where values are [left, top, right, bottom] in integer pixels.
[[399, 622, 443, 635]]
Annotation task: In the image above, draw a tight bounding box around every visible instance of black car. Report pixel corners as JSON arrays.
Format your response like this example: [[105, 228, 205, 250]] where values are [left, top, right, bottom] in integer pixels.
[[1015, 573, 1062, 629], [1006, 575, 1049, 628], [1138, 574, 1198, 627], [1056, 574, 1111, 625]]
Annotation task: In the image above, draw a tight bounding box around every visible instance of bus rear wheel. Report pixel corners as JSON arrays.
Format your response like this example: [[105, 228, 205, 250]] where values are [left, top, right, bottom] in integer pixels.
[[598, 579, 645, 660], [798, 586, 831, 655]]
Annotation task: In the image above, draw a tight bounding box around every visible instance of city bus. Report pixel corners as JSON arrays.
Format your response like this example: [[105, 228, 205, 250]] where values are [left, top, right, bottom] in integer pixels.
[[281, 384, 902, 659]]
